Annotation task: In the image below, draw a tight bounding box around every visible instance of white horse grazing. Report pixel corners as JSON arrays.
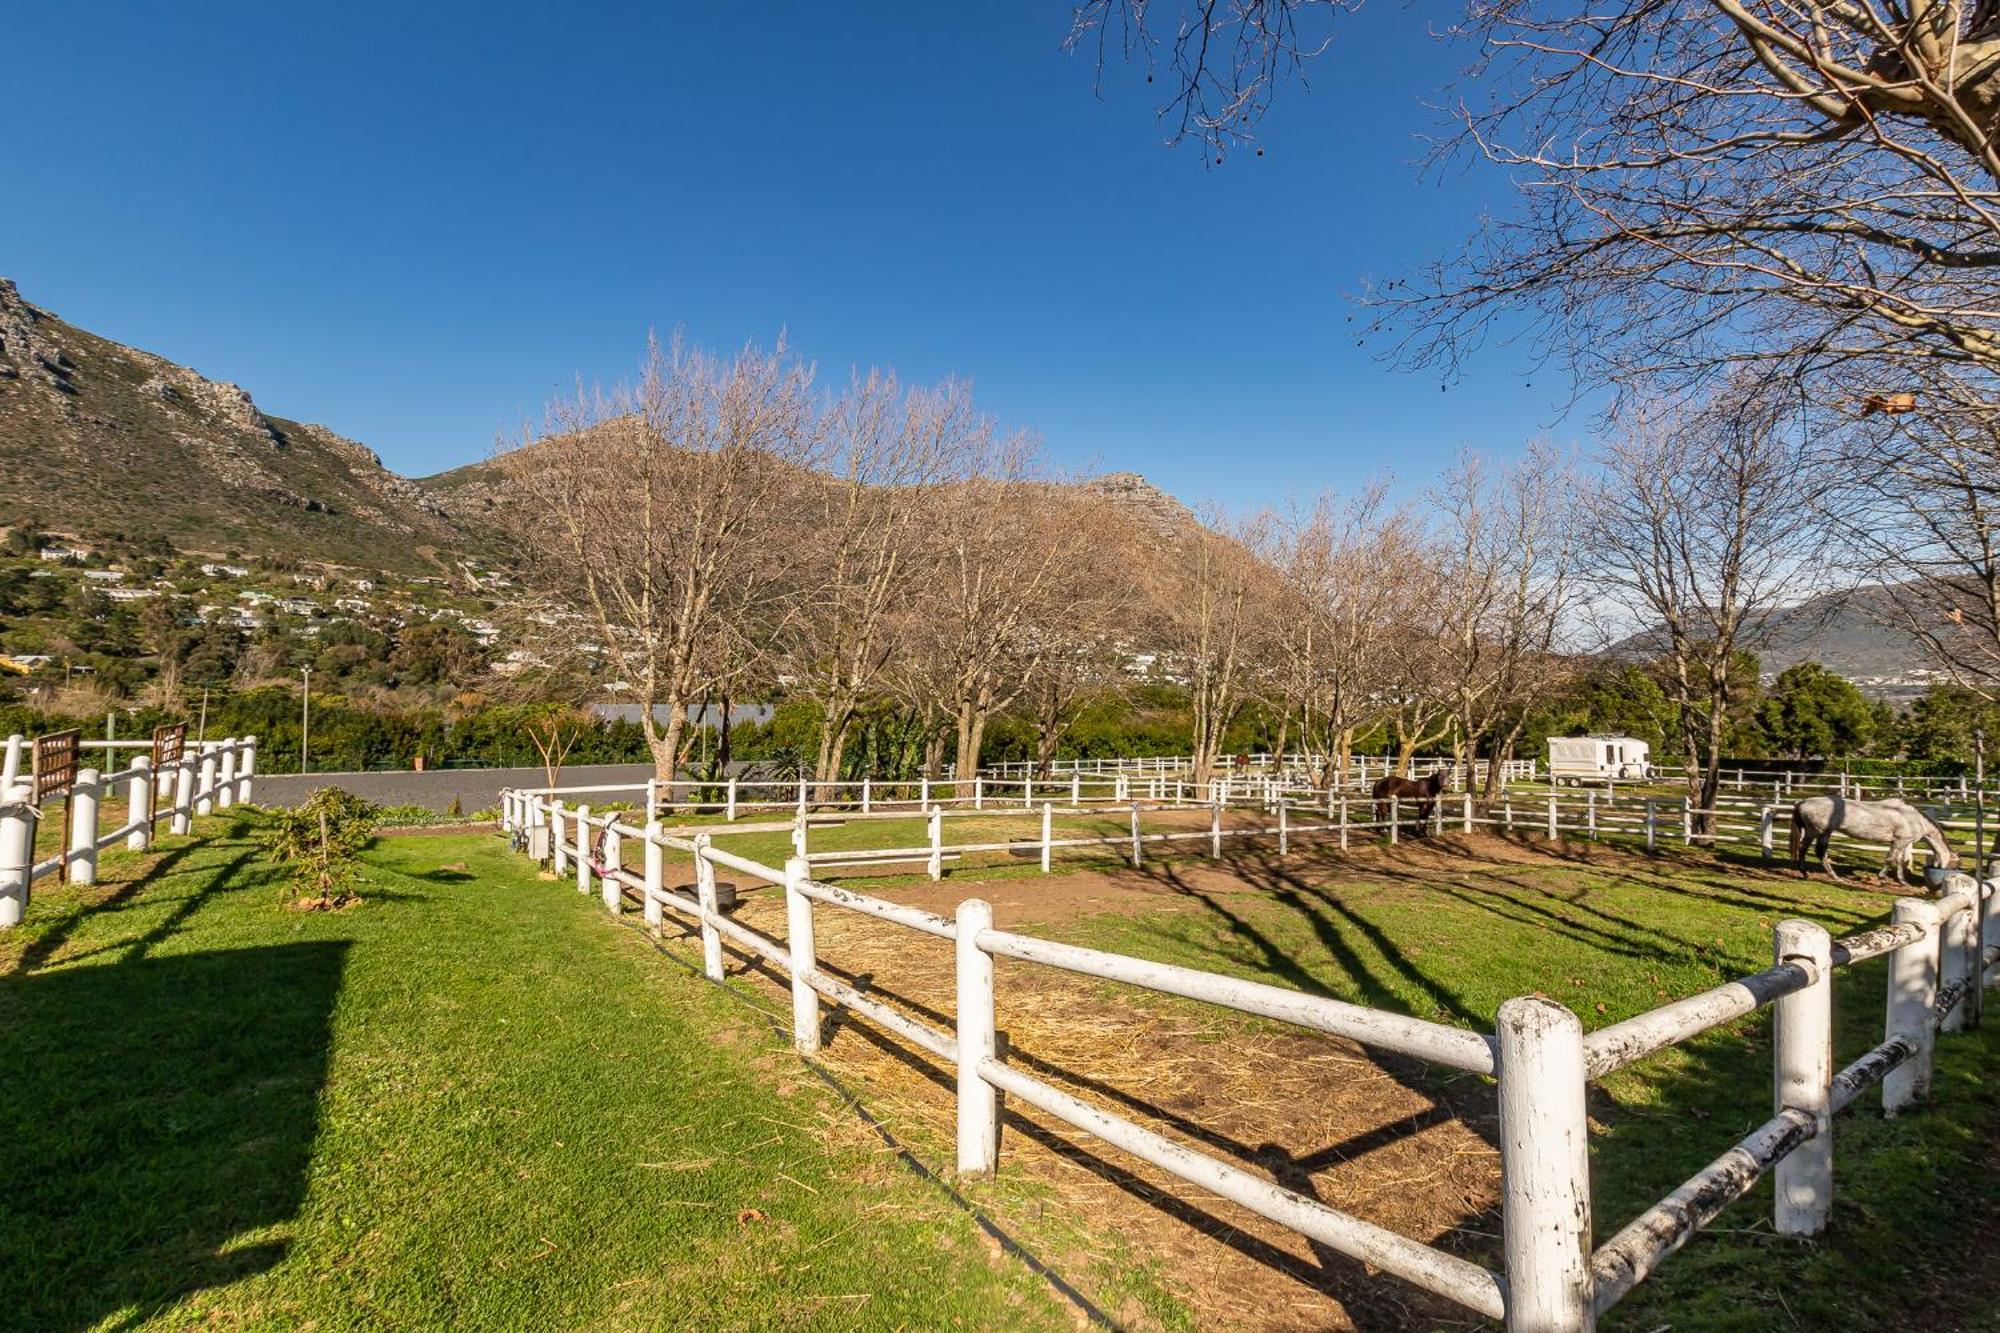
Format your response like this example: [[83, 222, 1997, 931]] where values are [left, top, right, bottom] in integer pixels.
[[1789, 795, 1956, 884]]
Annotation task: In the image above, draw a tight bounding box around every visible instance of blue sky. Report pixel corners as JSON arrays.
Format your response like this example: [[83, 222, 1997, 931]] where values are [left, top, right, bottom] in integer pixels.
[[3, 3, 1577, 508]]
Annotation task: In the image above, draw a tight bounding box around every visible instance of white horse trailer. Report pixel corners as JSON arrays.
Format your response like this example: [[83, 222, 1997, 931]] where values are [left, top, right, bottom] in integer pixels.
[[1547, 735, 1651, 784]]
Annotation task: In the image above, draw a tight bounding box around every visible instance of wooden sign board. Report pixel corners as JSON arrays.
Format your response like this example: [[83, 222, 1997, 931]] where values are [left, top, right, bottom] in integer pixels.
[[150, 723, 187, 817], [32, 728, 80, 803], [32, 728, 81, 884]]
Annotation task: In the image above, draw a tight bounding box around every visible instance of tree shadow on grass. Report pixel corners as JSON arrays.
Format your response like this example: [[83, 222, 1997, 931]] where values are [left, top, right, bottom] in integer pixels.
[[0, 941, 348, 1330]]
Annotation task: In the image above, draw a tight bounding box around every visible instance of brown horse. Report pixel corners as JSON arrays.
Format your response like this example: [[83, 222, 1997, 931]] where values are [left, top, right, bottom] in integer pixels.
[[1372, 770, 1447, 828]]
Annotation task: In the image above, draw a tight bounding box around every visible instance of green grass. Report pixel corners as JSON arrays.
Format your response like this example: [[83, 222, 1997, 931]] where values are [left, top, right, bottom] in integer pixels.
[[0, 820, 1069, 1331]]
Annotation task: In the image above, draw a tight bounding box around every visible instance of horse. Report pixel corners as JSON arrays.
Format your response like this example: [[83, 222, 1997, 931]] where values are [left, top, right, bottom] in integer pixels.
[[1788, 795, 1957, 884], [1373, 769, 1447, 829]]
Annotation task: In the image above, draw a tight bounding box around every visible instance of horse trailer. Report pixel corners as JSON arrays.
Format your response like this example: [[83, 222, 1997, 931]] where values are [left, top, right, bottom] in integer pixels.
[[1547, 735, 1652, 784]]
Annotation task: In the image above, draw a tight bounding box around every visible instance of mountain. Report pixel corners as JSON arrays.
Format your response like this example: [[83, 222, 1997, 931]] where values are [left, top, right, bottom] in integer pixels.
[[1615, 584, 1946, 699], [0, 278, 475, 571]]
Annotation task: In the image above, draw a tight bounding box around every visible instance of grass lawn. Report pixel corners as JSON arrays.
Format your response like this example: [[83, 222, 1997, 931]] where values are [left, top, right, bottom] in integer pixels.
[[0, 817, 1070, 1331]]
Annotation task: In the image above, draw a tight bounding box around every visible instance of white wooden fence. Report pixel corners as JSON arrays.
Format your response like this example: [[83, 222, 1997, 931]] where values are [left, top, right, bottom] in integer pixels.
[[0, 733, 257, 928], [982, 752, 1540, 787], [497, 780, 2000, 1330]]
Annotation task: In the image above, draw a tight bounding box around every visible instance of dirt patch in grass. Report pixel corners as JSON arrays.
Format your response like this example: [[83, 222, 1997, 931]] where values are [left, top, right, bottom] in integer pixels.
[[700, 872, 1502, 1331]]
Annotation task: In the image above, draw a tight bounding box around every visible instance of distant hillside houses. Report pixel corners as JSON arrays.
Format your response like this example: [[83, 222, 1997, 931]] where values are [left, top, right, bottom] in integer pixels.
[[201, 562, 249, 578], [39, 545, 89, 562]]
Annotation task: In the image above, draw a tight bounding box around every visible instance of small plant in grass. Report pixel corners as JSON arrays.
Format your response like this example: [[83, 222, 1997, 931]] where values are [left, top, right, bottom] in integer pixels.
[[264, 787, 380, 910]]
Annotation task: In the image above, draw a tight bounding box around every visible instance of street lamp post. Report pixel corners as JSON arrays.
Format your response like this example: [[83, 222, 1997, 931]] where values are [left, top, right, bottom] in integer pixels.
[[300, 666, 312, 775]]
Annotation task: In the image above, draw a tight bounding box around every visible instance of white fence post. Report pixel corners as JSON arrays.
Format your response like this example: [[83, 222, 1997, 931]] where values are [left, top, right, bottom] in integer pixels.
[[0, 735, 20, 787], [1211, 800, 1222, 860], [551, 801, 569, 875], [1773, 919, 1833, 1236], [726, 776, 738, 821], [0, 782, 33, 928], [1339, 793, 1349, 850], [1464, 790, 1474, 834], [927, 805, 944, 881], [1586, 792, 1596, 841], [1883, 896, 1941, 1114], [601, 824, 623, 914], [237, 736, 256, 804], [1939, 883, 1977, 1035], [574, 804, 592, 895], [1389, 794, 1399, 846], [863, 776, 872, 815], [1497, 996, 1593, 1333], [1129, 802, 1142, 868], [792, 809, 808, 864], [784, 855, 819, 1054], [1040, 802, 1053, 873], [1759, 808, 1774, 865], [974, 776, 984, 810], [169, 750, 195, 836], [215, 739, 237, 810], [1279, 800, 1289, 857], [1071, 773, 1081, 805], [955, 897, 998, 1175], [695, 834, 724, 979], [1546, 794, 1558, 840], [69, 768, 102, 886], [126, 757, 152, 852], [196, 744, 218, 816], [1644, 800, 1656, 852], [643, 819, 664, 935]]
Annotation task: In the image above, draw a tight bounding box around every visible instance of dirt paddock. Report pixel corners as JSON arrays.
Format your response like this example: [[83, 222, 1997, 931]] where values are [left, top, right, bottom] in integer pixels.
[[638, 832, 1905, 1331]]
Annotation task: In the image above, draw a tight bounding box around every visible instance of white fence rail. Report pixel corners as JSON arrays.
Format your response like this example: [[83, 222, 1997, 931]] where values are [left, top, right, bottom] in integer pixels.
[[0, 733, 257, 928], [497, 779, 2000, 1330]]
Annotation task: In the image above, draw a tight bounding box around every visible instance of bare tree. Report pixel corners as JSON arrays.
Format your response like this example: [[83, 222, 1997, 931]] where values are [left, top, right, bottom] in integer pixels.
[[1071, 2, 2000, 400], [1429, 443, 1582, 797], [498, 334, 823, 783], [1150, 511, 1273, 786], [782, 372, 973, 799], [1584, 388, 1832, 832]]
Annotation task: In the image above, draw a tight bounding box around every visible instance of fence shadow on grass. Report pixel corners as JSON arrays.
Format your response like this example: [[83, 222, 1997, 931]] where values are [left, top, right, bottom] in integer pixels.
[[0, 941, 348, 1330]]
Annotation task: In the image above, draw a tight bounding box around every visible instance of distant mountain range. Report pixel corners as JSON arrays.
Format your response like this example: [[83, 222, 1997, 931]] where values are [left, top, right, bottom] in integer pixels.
[[0, 278, 1201, 578], [1616, 584, 1946, 699]]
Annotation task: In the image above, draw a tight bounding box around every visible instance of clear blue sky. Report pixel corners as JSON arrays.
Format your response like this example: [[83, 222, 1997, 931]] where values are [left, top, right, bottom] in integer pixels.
[[3, 3, 1579, 508]]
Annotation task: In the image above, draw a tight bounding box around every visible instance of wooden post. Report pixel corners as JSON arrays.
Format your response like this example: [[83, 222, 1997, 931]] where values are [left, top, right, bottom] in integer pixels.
[[1884, 896, 1941, 1114], [1464, 790, 1474, 834], [1389, 794, 1399, 846], [1023, 776, 1032, 809], [1279, 800, 1289, 857], [551, 801, 568, 875], [927, 804, 945, 881], [955, 897, 998, 1175], [726, 776, 738, 821], [974, 777, 984, 810], [601, 825, 622, 914], [1211, 800, 1222, 860], [126, 757, 152, 851], [1040, 802, 1053, 873], [0, 781, 33, 928], [1546, 793, 1557, 840], [920, 777, 930, 808], [1503, 795, 1513, 832], [792, 810, 807, 861], [1681, 797, 1692, 843], [1339, 793, 1348, 850], [785, 855, 819, 1054], [574, 804, 591, 895], [1773, 919, 1833, 1236], [1497, 997, 1593, 1333], [643, 819, 664, 935], [1585, 792, 1596, 842], [695, 833, 723, 979], [68, 768, 101, 886], [1129, 801, 1142, 868], [1071, 773, 1081, 805], [1644, 799, 1656, 852], [862, 776, 872, 814]]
